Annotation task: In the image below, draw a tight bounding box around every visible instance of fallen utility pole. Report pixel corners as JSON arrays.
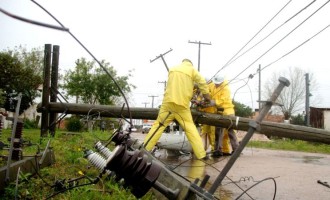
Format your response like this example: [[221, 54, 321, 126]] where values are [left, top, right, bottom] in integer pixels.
[[37, 103, 330, 145]]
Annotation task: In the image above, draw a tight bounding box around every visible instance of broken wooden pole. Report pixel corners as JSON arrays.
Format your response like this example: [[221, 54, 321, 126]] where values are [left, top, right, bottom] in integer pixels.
[[37, 102, 330, 145]]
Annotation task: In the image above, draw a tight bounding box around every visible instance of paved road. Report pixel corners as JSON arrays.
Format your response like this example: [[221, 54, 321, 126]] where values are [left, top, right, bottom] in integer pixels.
[[130, 132, 330, 200]]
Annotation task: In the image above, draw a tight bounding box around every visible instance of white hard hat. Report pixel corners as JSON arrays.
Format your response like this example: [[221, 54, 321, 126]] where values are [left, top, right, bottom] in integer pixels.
[[213, 74, 224, 84]]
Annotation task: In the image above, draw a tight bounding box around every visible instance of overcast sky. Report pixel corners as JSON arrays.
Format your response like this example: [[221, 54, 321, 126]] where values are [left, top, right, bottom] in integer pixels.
[[1, 0, 330, 112]]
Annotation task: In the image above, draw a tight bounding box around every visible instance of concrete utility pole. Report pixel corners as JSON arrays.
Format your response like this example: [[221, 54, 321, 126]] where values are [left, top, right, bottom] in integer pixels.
[[148, 95, 158, 108], [188, 40, 211, 72], [150, 49, 173, 72], [142, 102, 149, 108], [158, 81, 167, 92], [305, 73, 310, 126]]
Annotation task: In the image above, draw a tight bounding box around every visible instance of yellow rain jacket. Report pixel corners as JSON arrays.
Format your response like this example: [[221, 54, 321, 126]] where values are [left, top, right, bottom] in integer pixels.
[[163, 61, 209, 109], [144, 60, 209, 159], [210, 80, 235, 115]]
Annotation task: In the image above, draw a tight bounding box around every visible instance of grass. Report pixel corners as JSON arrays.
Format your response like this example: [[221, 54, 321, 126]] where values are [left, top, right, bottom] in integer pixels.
[[247, 137, 330, 154], [1, 128, 330, 199], [1, 128, 156, 200]]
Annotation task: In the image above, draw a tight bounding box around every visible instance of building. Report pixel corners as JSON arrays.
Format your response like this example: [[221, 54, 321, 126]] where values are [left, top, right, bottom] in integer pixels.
[[310, 107, 330, 131]]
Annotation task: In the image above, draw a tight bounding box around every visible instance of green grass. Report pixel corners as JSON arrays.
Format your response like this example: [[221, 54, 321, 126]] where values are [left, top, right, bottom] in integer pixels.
[[1, 128, 156, 200], [1, 128, 330, 199], [247, 138, 330, 154]]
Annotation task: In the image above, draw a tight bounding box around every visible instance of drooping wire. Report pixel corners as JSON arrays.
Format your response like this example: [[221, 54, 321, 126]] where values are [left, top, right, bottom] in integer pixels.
[[0, 7, 69, 31], [235, 177, 278, 200], [30, 0, 133, 128], [211, 0, 293, 79]]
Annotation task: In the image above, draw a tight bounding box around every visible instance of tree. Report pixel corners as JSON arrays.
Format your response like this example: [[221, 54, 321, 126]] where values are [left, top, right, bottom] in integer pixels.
[[291, 114, 305, 125], [263, 66, 317, 119], [233, 101, 253, 117], [0, 46, 43, 114], [62, 58, 135, 105]]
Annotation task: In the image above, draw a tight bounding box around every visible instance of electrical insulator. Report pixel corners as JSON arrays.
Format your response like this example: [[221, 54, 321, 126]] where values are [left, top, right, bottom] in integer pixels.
[[84, 150, 111, 175], [105, 145, 162, 198], [94, 141, 112, 158]]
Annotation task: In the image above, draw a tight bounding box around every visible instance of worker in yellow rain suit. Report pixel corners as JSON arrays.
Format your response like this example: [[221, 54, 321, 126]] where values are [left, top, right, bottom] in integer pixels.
[[143, 59, 211, 159], [193, 80, 217, 153], [211, 74, 239, 155]]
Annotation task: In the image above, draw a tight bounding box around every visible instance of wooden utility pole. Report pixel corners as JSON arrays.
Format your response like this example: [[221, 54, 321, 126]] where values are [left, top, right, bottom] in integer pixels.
[[39, 102, 330, 145], [258, 64, 261, 111], [305, 73, 310, 126], [40, 44, 52, 137], [158, 81, 167, 92], [188, 40, 211, 72], [49, 45, 60, 136], [148, 95, 158, 108], [142, 102, 149, 108], [150, 49, 173, 72]]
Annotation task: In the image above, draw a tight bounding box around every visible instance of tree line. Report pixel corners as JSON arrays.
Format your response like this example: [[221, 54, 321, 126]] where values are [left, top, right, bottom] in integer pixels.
[[0, 46, 316, 123]]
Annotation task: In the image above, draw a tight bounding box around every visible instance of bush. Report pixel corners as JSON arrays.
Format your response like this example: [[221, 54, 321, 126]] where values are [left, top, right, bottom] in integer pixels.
[[65, 117, 83, 132], [23, 118, 38, 129], [291, 114, 305, 126]]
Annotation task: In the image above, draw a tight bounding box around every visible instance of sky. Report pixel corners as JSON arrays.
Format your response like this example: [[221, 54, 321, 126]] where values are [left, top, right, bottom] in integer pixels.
[[1, 0, 330, 113]]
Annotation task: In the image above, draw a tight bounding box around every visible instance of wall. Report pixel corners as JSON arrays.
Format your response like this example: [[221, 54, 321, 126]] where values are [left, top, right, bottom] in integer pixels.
[[323, 110, 330, 131]]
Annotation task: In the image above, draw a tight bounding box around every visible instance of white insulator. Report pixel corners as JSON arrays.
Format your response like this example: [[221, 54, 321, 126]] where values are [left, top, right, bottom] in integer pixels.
[[86, 151, 106, 171], [95, 141, 112, 158]]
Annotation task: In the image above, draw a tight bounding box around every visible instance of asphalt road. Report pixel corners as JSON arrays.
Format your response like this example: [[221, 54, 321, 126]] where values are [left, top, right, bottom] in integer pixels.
[[130, 132, 330, 200]]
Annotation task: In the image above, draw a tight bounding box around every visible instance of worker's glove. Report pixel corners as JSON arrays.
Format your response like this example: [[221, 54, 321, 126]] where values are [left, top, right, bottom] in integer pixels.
[[191, 100, 202, 107], [202, 94, 211, 103], [200, 100, 215, 108]]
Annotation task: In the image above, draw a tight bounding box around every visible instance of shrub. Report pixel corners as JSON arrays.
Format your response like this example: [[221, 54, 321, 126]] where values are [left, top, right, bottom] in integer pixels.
[[65, 117, 83, 132], [23, 118, 38, 129]]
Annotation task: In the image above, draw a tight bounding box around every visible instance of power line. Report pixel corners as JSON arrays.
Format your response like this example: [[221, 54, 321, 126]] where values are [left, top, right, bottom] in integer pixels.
[[229, 0, 330, 85], [211, 0, 293, 78], [256, 23, 330, 75], [224, 0, 316, 69]]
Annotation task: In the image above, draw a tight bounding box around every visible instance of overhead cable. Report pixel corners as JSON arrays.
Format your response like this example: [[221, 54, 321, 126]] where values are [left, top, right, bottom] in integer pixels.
[[228, 0, 330, 85], [224, 0, 317, 69], [211, 0, 293, 79], [256, 23, 330, 75]]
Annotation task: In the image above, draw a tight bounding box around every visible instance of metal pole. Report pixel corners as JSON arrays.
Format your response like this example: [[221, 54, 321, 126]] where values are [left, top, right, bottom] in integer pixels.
[[206, 77, 290, 196]]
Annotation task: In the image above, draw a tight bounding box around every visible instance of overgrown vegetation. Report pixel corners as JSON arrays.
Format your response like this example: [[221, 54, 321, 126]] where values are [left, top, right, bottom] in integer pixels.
[[0, 129, 156, 200]]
